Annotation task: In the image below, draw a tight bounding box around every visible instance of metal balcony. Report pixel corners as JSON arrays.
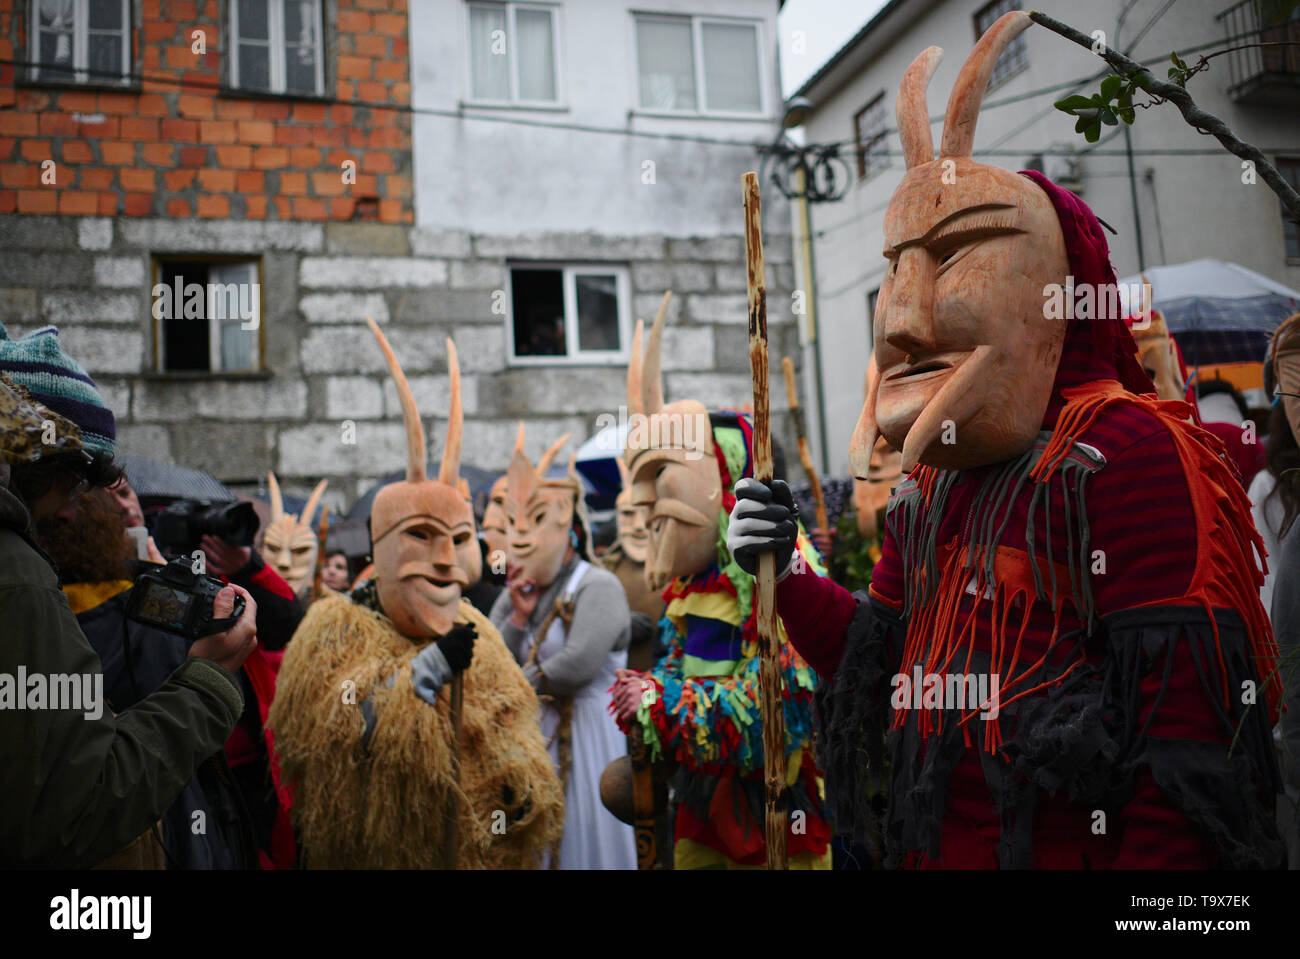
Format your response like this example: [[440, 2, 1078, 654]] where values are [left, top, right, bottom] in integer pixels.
[[1217, 0, 1300, 106]]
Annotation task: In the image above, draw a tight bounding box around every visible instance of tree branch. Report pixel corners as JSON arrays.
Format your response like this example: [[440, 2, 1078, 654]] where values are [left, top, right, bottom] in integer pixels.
[[1029, 10, 1300, 222]]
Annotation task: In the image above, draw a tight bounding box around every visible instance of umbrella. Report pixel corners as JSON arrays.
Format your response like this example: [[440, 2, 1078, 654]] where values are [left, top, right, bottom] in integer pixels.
[[346, 462, 498, 524], [1117, 260, 1300, 367], [118, 455, 237, 503], [574, 423, 626, 511]]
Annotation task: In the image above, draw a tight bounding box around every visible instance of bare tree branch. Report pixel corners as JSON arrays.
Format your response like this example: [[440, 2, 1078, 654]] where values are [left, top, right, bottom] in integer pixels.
[[1029, 10, 1300, 222]]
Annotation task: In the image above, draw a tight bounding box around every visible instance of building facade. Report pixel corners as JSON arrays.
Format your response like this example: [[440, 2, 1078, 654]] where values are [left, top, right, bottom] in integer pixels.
[[791, 0, 1300, 473], [0, 0, 799, 512]]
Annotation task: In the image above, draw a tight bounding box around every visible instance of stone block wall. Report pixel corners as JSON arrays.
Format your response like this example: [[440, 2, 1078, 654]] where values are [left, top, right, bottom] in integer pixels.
[[0, 214, 802, 515]]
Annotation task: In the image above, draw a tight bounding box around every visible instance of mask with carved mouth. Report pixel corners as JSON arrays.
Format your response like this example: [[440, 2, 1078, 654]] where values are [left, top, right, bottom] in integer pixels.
[[503, 425, 590, 590], [480, 475, 509, 573], [624, 292, 729, 592], [613, 457, 650, 564], [1124, 279, 1190, 405], [366, 318, 477, 640], [261, 473, 328, 597], [849, 11, 1072, 476], [854, 435, 903, 541]]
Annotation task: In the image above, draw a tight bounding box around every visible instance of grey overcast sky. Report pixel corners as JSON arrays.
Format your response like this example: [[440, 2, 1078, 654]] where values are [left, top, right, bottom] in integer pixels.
[[777, 0, 891, 98]]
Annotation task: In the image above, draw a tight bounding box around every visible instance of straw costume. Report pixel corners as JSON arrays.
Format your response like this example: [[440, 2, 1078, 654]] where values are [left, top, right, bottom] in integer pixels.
[[614, 299, 832, 870], [269, 322, 562, 869], [734, 11, 1282, 869]]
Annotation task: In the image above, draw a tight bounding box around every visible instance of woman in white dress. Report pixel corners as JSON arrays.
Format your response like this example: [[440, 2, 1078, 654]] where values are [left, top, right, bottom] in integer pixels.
[[490, 425, 636, 870]]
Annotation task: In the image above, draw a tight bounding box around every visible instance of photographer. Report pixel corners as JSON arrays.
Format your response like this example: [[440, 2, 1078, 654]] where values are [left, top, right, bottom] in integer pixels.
[[0, 326, 257, 867]]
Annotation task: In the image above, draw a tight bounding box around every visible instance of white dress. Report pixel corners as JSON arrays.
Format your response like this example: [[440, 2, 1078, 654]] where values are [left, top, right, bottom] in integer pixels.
[[519, 560, 637, 870]]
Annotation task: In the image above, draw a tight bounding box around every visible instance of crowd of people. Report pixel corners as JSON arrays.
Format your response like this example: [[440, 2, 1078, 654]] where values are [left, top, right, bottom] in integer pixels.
[[2, 10, 1297, 872]]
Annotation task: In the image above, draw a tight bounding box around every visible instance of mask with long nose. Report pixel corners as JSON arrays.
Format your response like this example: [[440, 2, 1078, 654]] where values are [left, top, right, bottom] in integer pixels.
[[260, 474, 327, 596], [853, 436, 903, 541], [1126, 281, 1189, 404], [625, 292, 725, 591], [367, 318, 475, 640], [850, 11, 1071, 477], [503, 425, 584, 589]]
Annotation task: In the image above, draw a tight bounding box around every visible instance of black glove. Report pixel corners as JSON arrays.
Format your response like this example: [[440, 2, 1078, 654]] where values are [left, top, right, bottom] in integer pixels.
[[438, 622, 478, 674], [727, 477, 799, 578]]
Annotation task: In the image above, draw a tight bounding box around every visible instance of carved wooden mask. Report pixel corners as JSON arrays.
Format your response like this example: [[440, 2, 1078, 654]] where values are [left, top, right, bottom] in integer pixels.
[[367, 318, 476, 640], [503, 424, 579, 589], [850, 11, 1071, 476], [625, 293, 723, 590], [1272, 312, 1300, 448], [614, 457, 650, 565], [260, 473, 327, 595], [853, 436, 903, 541], [481, 475, 509, 570]]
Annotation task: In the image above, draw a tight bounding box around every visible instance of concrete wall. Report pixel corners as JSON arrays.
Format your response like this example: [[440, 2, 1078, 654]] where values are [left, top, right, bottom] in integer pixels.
[[0, 214, 798, 514], [798, 0, 1300, 474]]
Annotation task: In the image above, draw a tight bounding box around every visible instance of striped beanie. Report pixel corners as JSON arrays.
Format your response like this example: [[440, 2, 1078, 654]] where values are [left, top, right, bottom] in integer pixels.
[[0, 324, 116, 457]]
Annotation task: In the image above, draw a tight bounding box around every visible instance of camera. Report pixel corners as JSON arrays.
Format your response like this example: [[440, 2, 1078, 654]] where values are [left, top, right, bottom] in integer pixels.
[[152, 499, 259, 556], [125, 555, 246, 641]]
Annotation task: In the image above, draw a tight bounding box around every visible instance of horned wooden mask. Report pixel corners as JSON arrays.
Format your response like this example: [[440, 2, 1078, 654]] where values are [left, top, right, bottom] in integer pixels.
[[625, 292, 723, 590], [1271, 312, 1300, 448], [481, 474, 509, 572], [503, 424, 581, 589], [367, 318, 476, 640], [853, 436, 903, 541], [614, 456, 650, 565], [850, 10, 1071, 477], [1129, 279, 1187, 403], [260, 473, 327, 596]]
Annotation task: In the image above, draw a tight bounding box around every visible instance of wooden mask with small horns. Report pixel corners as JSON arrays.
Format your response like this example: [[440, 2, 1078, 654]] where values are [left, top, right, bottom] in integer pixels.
[[1129, 276, 1186, 403], [625, 292, 723, 590], [503, 423, 582, 589], [850, 10, 1071, 477], [367, 318, 477, 639], [261, 473, 328, 596]]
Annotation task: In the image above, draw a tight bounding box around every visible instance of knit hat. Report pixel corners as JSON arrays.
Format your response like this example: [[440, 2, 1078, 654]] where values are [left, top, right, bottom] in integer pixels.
[[0, 323, 116, 457]]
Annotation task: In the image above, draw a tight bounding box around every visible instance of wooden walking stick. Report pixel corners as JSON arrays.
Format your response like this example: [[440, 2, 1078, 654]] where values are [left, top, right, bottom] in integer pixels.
[[781, 356, 829, 533], [310, 510, 330, 601], [743, 170, 788, 870]]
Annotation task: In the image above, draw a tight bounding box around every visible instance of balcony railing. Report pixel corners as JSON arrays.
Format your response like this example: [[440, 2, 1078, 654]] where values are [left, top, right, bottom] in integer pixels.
[[1217, 0, 1300, 104]]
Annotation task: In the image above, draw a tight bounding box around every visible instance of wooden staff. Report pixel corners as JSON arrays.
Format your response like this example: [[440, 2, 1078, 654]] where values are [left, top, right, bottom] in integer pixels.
[[743, 170, 788, 870], [781, 356, 829, 532]]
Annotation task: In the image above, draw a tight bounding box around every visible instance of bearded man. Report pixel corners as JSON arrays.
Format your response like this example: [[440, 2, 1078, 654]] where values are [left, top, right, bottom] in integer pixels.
[[268, 321, 563, 868], [727, 11, 1281, 869]]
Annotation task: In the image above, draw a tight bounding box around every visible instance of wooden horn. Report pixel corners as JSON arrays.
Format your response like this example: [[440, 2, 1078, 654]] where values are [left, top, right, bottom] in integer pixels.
[[642, 291, 671, 416], [366, 316, 426, 484], [267, 471, 284, 522], [898, 46, 943, 169], [940, 10, 1031, 158]]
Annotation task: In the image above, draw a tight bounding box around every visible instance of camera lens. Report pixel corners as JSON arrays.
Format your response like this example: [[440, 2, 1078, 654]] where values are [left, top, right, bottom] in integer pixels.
[[202, 501, 259, 547]]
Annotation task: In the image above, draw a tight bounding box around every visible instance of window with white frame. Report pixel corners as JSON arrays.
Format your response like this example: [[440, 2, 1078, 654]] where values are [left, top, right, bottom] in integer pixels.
[[508, 265, 631, 364], [1280, 157, 1300, 260], [153, 258, 262, 373], [231, 0, 324, 96], [973, 0, 1027, 89], [467, 2, 559, 104], [30, 0, 131, 85], [634, 14, 763, 115]]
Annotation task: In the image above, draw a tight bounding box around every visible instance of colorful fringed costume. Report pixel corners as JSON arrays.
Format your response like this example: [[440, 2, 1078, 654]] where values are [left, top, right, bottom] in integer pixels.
[[269, 591, 564, 868], [622, 413, 833, 868]]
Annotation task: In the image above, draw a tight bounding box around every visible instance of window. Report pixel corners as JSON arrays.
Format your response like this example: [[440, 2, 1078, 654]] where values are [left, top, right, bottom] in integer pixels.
[[1281, 157, 1300, 260], [507, 264, 631, 365], [635, 14, 763, 115], [29, 0, 131, 85], [152, 259, 262, 373], [853, 93, 888, 180], [973, 0, 1027, 89], [467, 2, 559, 104], [230, 0, 324, 96]]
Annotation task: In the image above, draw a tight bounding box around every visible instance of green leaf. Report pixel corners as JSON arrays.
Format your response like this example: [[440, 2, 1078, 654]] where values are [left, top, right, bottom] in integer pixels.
[[1054, 94, 1094, 112], [1100, 108, 1118, 125], [1119, 106, 1135, 123], [1083, 120, 1101, 142], [1100, 75, 1122, 101]]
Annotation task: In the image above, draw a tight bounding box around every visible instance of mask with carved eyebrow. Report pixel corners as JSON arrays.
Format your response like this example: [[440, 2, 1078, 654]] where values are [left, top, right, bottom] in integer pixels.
[[261, 473, 328, 597], [850, 10, 1071, 476]]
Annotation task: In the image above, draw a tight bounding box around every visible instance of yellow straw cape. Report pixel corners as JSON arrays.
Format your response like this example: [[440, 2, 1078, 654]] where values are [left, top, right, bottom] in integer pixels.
[[268, 589, 564, 868]]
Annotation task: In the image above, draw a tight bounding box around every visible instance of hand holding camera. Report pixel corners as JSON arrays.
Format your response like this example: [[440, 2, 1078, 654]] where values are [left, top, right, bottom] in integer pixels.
[[188, 584, 258, 673]]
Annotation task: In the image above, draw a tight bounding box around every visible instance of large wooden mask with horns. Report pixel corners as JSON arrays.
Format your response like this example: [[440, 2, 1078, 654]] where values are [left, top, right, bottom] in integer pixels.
[[850, 10, 1071, 477], [1130, 278, 1186, 403], [503, 424, 579, 589], [367, 318, 476, 640], [261, 473, 327, 596], [625, 292, 723, 590]]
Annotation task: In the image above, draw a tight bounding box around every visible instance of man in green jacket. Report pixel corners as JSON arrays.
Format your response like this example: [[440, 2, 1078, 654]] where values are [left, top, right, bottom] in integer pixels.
[[0, 324, 259, 868]]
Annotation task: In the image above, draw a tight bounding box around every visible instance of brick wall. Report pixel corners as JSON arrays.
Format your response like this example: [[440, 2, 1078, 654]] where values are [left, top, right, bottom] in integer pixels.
[[0, 0, 411, 222]]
